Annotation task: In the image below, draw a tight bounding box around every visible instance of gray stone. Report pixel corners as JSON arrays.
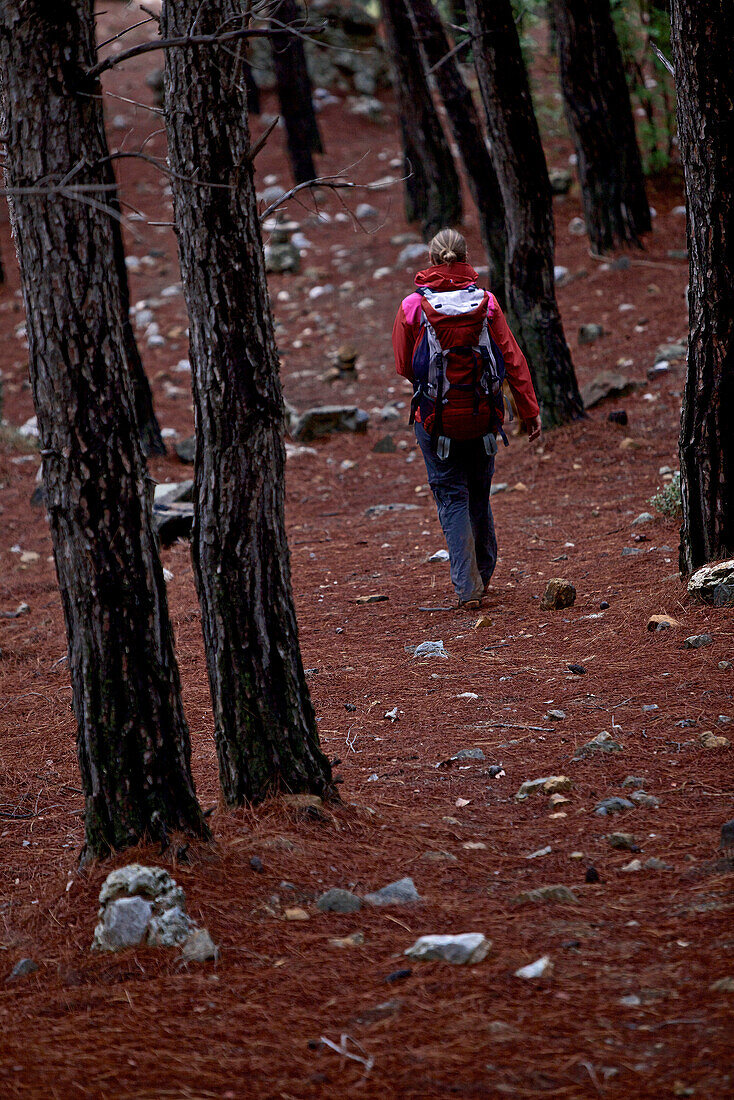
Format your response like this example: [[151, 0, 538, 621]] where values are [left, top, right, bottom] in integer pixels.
[[355, 202, 379, 220], [152, 501, 194, 545], [607, 832, 640, 851], [594, 797, 635, 816], [452, 748, 485, 762], [316, 888, 362, 914], [397, 243, 429, 267], [621, 776, 646, 789], [578, 323, 604, 345], [643, 857, 671, 871], [713, 584, 734, 607], [264, 242, 300, 274], [554, 265, 570, 285], [428, 549, 450, 563], [490, 482, 508, 496], [364, 502, 420, 517], [6, 958, 38, 982], [405, 933, 490, 965], [413, 640, 448, 660], [688, 559, 734, 602], [390, 232, 421, 246], [632, 512, 654, 526], [684, 633, 713, 649], [546, 709, 566, 721], [99, 864, 185, 909], [175, 436, 196, 464], [154, 480, 194, 505], [513, 884, 579, 905], [147, 905, 192, 947], [181, 929, 218, 963], [631, 791, 660, 809], [574, 731, 623, 760], [581, 371, 637, 409], [95, 896, 153, 951], [655, 342, 686, 363], [261, 184, 286, 205], [292, 405, 369, 440], [621, 547, 643, 557], [364, 877, 420, 906], [348, 96, 384, 119], [514, 777, 554, 801]]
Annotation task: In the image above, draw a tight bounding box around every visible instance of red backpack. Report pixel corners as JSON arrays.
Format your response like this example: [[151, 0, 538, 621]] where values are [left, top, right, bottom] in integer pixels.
[[408, 285, 507, 448]]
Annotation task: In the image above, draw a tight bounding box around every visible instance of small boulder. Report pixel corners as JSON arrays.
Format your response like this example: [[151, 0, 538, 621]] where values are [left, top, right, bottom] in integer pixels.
[[578, 323, 604, 345], [405, 933, 490, 965], [540, 578, 576, 611], [175, 436, 196, 464], [364, 877, 420, 907], [688, 560, 734, 603], [515, 955, 553, 979], [581, 371, 637, 409], [607, 833, 640, 851], [630, 791, 660, 809], [316, 888, 362, 914], [699, 731, 730, 749], [647, 614, 680, 632], [515, 776, 560, 801], [6, 958, 38, 982], [95, 896, 153, 951], [513, 885, 579, 905], [573, 731, 623, 760], [181, 929, 218, 963], [655, 342, 687, 363], [684, 633, 713, 649], [594, 797, 635, 816], [632, 512, 655, 526], [292, 406, 369, 441]]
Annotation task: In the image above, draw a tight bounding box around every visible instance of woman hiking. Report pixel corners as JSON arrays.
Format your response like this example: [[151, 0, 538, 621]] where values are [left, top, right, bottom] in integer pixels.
[[392, 228, 541, 610]]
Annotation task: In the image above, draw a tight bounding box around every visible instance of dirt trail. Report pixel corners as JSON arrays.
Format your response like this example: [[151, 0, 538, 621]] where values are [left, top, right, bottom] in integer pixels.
[[0, 7, 732, 1098]]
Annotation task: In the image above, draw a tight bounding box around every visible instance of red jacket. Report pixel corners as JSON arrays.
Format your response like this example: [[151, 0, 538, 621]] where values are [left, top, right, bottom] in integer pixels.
[[392, 262, 540, 423]]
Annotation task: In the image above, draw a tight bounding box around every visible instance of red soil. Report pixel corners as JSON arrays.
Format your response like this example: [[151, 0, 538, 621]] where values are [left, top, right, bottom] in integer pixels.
[[0, 5, 732, 1098]]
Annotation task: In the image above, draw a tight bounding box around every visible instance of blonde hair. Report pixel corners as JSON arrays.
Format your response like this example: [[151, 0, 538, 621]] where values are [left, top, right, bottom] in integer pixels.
[[429, 227, 467, 266]]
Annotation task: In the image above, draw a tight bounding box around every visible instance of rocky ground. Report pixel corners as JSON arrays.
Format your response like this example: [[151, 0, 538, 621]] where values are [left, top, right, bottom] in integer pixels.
[[0, 5, 732, 1098]]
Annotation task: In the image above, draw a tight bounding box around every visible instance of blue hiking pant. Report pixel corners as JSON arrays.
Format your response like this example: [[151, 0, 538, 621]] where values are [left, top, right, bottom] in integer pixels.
[[416, 423, 497, 603]]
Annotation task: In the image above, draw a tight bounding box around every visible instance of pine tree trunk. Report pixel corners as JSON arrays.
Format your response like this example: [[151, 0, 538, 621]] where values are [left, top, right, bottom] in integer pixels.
[[408, 0, 507, 307], [671, 0, 734, 572], [161, 0, 335, 805], [551, 0, 651, 255], [466, 0, 583, 426], [270, 0, 323, 184], [381, 0, 462, 239], [0, 0, 207, 858], [110, 206, 166, 456]]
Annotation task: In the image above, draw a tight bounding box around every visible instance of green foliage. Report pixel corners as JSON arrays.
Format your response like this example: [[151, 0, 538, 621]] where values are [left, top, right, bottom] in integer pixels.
[[611, 0, 677, 175], [650, 472, 682, 519]]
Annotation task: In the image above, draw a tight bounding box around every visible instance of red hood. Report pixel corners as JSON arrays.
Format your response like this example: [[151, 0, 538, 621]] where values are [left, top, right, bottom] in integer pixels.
[[414, 262, 479, 291]]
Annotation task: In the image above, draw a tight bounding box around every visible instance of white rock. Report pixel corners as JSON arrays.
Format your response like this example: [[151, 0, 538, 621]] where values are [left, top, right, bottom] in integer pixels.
[[373, 267, 392, 280], [355, 202, 379, 220], [173, 359, 191, 373], [515, 955, 553, 979], [456, 692, 479, 701], [428, 549, 450, 562], [147, 334, 166, 348], [397, 243, 429, 267], [405, 933, 490, 965], [160, 285, 181, 298], [95, 896, 153, 951], [125, 256, 142, 271]]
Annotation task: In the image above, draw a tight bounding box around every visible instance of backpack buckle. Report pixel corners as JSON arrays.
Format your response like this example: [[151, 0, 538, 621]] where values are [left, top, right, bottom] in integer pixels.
[[436, 435, 451, 460]]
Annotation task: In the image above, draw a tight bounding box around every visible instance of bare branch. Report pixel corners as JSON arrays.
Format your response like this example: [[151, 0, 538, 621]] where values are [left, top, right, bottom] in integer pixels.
[[426, 34, 473, 76], [247, 115, 280, 162], [139, 3, 161, 24], [97, 16, 156, 50], [86, 20, 326, 82]]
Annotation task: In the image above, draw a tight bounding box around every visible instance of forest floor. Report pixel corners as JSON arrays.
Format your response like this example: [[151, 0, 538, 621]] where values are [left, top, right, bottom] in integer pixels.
[[0, 6, 732, 1099]]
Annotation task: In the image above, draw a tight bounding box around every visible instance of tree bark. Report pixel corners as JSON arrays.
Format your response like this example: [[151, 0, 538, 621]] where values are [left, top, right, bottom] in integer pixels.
[[408, 0, 507, 307], [466, 0, 583, 426], [270, 0, 323, 184], [671, 0, 734, 572], [110, 205, 167, 456], [0, 0, 207, 859], [161, 0, 335, 804], [551, 0, 651, 255], [381, 0, 462, 240]]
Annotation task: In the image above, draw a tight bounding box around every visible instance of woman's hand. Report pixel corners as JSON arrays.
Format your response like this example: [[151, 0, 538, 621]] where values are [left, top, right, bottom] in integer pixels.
[[523, 415, 542, 443]]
